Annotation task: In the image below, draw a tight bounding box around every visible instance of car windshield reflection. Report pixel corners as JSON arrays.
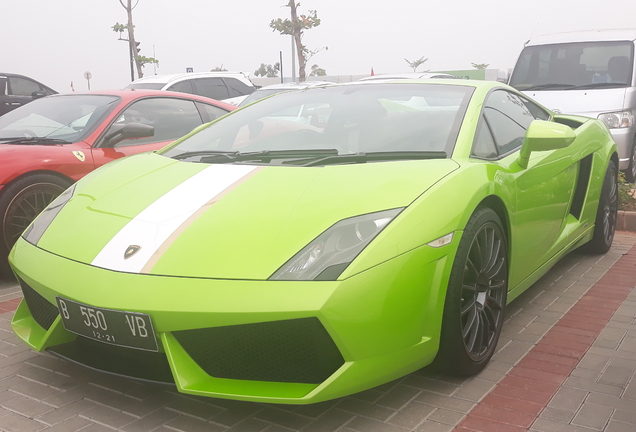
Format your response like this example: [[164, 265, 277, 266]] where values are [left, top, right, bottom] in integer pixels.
[[0, 95, 120, 143], [161, 83, 474, 163]]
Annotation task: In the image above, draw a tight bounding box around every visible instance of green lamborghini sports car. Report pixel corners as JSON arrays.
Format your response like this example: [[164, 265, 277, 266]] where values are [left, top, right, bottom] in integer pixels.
[[9, 80, 617, 404]]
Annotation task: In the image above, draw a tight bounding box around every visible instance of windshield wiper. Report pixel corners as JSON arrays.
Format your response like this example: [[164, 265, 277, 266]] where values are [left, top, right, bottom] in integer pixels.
[[0, 137, 70, 145], [174, 149, 339, 163], [284, 151, 448, 167], [571, 82, 627, 90], [172, 150, 238, 160], [520, 83, 577, 91]]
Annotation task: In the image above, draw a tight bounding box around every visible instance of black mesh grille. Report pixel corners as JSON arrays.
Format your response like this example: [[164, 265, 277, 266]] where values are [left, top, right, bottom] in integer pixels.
[[173, 317, 344, 384], [48, 336, 174, 384], [19, 278, 59, 330]]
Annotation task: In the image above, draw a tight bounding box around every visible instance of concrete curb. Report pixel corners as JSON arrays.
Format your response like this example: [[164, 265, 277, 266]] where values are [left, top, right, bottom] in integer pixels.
[[617, 210, 636, 231]]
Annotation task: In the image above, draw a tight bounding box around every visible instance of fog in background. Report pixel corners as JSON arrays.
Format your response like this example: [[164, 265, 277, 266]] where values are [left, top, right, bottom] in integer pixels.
[[4, 0, 636, 92]]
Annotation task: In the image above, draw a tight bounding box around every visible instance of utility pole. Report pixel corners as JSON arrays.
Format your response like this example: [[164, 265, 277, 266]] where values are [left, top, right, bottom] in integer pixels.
[[280, 51, 284, 84]]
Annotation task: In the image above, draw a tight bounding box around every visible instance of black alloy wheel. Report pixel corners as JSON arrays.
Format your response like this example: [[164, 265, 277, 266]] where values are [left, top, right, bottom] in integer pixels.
[[434, 207, 508, 376], [584, 160, 618, 254], [460, 219, 507, 361], [0, 174, 71, 275], [2, 183, 66, 250]]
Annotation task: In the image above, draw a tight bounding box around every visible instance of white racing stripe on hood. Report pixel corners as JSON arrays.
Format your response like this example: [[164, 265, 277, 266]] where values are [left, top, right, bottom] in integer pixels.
[[91, 164, 258, 273]]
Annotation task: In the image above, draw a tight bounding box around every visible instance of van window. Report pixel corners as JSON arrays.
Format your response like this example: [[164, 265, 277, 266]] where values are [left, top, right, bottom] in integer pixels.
[[510, 41, 633, 90]]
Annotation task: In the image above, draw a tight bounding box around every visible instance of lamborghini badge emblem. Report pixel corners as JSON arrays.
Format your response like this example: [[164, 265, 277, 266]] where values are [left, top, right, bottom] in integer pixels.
[[72, 151, 86, 162], [124, 245, 142, 260]]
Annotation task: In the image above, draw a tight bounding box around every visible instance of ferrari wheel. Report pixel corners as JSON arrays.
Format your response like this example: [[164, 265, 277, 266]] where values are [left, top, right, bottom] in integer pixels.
[[584, 161, 618, 254], [0, 174, 71, 274], [435, 207, 508, 376]]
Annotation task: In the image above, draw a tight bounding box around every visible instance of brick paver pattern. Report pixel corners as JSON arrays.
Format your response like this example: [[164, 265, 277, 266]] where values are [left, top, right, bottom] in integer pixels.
[[0, 233, 633, 432]]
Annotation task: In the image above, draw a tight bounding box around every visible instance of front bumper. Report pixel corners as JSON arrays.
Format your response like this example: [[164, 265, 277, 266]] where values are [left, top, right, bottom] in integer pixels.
[[9, 236, 457, 404]]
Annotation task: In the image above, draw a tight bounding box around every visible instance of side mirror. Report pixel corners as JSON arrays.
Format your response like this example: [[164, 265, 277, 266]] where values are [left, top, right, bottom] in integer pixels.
[[102, 122, 154, 147], [517, 120, 575, 169], [31, 90, 47, 100], [497, 69, 509, 84]]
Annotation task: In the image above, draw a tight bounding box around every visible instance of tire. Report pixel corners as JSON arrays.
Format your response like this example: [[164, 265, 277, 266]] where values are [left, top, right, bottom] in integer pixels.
[[583, 161, 618, 254], [625, 142, 636, 183], [0, 174, 71, 275], [434, 207, 508, 376]]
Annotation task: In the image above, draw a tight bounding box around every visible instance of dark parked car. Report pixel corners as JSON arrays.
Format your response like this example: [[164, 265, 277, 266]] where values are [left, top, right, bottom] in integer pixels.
[[0, 73, 57, 116]]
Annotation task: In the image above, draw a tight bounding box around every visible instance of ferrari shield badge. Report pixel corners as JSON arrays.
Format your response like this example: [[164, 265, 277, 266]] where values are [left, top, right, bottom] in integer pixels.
[[72, 151, 86, 162], [124, 245, 142, 260]]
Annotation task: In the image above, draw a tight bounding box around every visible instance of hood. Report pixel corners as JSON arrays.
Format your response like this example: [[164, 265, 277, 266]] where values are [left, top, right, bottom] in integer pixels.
[[521, 88, 627, 118], [38, 153, 459, 279]]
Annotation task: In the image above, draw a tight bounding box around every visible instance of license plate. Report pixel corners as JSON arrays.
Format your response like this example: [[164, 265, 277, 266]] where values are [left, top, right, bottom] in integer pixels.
[[56, 297, 158, 352]]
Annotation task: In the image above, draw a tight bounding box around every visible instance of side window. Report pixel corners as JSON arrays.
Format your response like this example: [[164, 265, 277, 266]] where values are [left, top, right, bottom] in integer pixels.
[[223, 78, 255, 97], [9, 77, 41, 97], [471, 116, 498, 159], [485, 91, 535, 128], [192, 78, 230, 100], [196, 102, 229, 123], [484, 108, 527, 155], [102, 98, 203, 146], [167, 80, 195, 94], [0, 77, 7, 96], [482, 90, 533, 155], [521, 96, 551, 121]]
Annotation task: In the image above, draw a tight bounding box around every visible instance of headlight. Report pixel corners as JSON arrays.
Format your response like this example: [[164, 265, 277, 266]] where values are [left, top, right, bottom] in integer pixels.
[[270, 208, 403, 281], [23, 184, 76, 246], [598, 111, 634, 129]]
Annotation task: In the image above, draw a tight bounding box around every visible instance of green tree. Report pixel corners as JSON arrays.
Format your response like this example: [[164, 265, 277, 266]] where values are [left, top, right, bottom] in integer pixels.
[[471, 63, 489, 70], [254, 63, 280, 78], [136, 55, 159, 69], [404, 56, 428, 72], [269, 1, 325, 82], [112, 0, 158, 80], [309, 64, 326, 76]]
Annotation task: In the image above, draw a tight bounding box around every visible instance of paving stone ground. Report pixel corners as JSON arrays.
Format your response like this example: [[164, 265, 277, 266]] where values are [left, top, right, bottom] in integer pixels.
[[0, 232, 634, 432]]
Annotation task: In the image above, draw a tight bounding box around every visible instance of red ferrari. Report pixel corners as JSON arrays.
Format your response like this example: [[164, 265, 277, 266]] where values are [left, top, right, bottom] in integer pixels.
[[0, 89, 235, 272]]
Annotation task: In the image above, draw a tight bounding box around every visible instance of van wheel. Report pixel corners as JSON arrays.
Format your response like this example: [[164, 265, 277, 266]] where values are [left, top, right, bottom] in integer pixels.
[[625, 142, 636, 183]]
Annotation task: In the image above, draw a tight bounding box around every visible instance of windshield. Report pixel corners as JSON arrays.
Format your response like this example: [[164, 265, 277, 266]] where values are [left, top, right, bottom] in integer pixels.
[[510, 41, 634, 90], [238, 88, 291, 107], [0, 94, 120, 142], [161, 83, 473, 163]]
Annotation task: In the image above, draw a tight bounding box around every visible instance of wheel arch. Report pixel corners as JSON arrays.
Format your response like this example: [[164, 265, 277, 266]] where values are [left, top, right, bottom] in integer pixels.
[[1, 170, 74, 197], [474, 195, 511, 245], [611, 151, 619, 172]]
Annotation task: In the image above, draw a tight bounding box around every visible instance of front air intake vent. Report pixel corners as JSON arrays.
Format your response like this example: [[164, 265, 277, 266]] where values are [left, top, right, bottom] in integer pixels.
[[173, 317, 344, 384], [18, 278, 59, 330]]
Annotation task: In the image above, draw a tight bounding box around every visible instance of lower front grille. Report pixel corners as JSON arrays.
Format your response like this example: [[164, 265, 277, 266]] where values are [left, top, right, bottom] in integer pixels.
[[19, 278, 59, 330], [48, 336, 174, 384], [173, 317, 344, 384]]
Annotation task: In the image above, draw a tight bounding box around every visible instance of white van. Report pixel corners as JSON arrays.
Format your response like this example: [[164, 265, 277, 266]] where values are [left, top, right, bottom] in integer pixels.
[[508, 29, 636, 180]]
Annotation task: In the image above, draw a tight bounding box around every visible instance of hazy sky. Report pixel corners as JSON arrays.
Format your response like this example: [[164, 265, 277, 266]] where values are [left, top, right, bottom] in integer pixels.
[[5, 0, 636, 92]]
